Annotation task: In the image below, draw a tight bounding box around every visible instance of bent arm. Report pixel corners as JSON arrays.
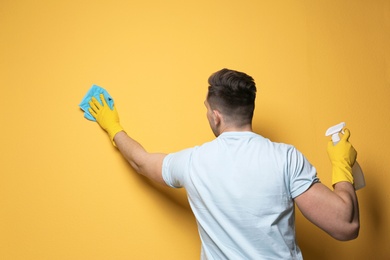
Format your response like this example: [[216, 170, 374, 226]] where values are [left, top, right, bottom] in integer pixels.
[[114, 131, 167, 185], [294, 181, 359, 241]]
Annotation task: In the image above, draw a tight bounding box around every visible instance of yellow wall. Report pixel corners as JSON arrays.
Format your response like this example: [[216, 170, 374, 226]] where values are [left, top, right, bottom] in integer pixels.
[[1, 0, 389, 259]]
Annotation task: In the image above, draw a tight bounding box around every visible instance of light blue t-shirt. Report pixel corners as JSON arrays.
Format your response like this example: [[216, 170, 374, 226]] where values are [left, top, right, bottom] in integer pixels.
[[162, 132, 318, 259]]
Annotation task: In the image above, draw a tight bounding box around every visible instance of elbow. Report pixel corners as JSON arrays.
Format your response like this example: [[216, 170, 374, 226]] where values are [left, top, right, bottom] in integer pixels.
[[347, 222, 360, 240], [331, 222, 360, 241]]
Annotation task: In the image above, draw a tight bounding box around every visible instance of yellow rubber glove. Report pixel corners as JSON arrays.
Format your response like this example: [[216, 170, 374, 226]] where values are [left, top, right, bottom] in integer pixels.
[[327, 128, 357, 186], [88, 94, 124, 145]]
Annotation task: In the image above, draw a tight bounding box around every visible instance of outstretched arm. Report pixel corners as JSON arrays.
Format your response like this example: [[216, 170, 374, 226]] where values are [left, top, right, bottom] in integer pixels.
[[89, 94, 167, 185], [114, 131, 167, 184], [294, 129, 360, 241]]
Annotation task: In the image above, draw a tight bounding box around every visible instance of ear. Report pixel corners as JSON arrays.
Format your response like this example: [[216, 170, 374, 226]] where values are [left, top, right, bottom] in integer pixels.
[[212, 109, 223, 126]]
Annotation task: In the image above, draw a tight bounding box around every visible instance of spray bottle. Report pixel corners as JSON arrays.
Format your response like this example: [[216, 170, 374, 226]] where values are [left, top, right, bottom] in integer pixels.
[[325, 122, 366, 190]]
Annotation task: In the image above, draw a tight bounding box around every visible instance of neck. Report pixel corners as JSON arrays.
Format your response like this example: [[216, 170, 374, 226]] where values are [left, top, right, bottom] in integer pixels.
[[217, 124, 253, 135]]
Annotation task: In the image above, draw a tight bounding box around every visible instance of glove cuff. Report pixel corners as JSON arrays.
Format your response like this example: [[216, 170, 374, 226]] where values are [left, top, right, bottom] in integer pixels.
[[107, 124, 124, 146], [331, 162, 354, 186]]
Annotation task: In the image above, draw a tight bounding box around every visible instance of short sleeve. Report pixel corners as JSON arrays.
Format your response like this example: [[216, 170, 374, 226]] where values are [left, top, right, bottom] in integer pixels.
[[287, 146, 319, 198], [162, 148, 193, 188]]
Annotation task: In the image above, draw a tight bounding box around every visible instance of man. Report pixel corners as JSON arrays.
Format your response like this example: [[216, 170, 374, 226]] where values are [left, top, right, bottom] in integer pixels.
[[88, 68, 359, 259]]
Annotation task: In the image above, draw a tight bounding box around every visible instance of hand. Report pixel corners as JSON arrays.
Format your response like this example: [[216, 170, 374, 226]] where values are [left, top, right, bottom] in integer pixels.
[[327, 128, 357, 186], [89, 94, 124, 144]]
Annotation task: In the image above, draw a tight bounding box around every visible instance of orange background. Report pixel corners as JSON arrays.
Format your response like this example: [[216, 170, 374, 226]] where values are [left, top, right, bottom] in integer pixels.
[[1, 0, 389, 259]]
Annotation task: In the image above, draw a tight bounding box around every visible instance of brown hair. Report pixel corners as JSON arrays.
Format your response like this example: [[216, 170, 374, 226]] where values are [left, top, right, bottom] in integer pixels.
[[207, 68, 257, 126]]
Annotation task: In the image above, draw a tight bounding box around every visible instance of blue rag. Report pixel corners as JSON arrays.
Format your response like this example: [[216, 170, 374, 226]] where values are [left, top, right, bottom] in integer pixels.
[[79, 85, 114, 121]]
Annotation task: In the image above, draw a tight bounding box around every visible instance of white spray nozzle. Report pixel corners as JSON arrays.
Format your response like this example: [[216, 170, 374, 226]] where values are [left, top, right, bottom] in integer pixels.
[[325, 122, 345, 144]]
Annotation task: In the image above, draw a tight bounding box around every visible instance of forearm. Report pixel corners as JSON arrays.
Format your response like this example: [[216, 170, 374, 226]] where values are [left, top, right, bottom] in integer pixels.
[[114, 131, 146, 172], [332, 182, 360, 239], [113, 131, 167, 184], [88, 95, 167, 184]]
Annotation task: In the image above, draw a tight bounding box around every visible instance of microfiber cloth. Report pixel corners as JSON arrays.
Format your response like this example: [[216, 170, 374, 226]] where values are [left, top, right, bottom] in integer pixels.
[[79, 85, 114, 121]]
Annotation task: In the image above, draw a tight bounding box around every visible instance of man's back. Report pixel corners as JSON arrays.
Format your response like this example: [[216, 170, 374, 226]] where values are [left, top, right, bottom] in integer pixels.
[[163, 131, 318, 259]]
